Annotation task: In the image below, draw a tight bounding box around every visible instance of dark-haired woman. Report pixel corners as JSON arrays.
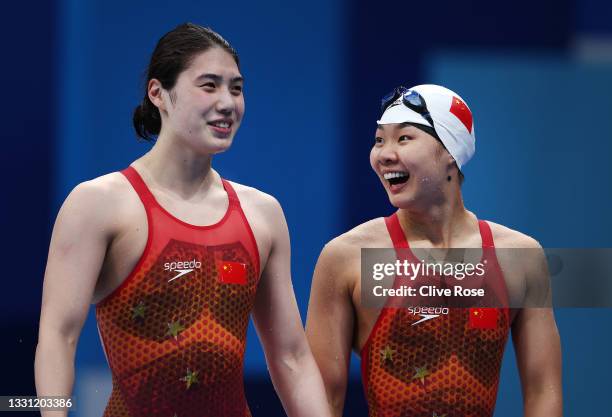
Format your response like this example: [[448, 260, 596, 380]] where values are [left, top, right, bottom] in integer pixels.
[[35, 23, 331, 417]]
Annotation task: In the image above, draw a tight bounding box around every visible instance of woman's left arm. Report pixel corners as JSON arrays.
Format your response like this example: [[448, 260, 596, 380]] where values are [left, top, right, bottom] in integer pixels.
[[250, 193, 332, 417], [512, 242, 563, 417]]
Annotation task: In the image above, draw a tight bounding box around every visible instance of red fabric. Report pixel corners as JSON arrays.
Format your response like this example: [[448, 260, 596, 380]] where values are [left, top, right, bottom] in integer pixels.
[[96, 166, 260, 417], [361, 213, 510, 417], [450, 95, 473, 133], [469, 308, 499, 329], [384, 215, 409, 249], [218, 261, 247, 285]]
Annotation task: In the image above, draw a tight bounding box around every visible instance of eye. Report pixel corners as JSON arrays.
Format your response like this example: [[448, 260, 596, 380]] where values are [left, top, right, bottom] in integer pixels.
[[231, 84, 243, 95], [398, 135, 413, 142], [374, 137, 384, 145], [200, 82, 216, 90]]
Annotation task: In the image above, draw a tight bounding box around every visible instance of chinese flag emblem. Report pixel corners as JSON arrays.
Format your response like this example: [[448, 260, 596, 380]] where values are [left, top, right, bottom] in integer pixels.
[[217, 261, 247, 285], [469, 308, 498, 329], [449, 96, 473, 133]]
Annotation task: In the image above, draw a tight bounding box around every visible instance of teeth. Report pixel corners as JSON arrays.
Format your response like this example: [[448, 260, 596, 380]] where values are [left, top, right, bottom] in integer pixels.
[[211, 121, 230, 128], [384, 172, 408, 180]]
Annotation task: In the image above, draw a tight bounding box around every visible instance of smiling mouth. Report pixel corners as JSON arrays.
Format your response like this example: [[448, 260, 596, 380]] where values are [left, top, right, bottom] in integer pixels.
[[384, 171, 410, 186], [208, 120, 233, 129], [207, 120, 234, 137]]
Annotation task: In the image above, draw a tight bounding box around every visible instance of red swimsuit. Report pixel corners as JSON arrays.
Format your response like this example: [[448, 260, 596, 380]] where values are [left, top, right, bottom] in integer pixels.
[[96, 166, 260, 417], [361, 213, 511, 417]]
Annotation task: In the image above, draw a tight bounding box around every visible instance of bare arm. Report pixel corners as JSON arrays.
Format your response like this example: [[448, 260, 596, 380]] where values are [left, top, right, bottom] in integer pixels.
[[512, 243, 563, 417], [251, 196, 331, 417], [305, 239, 355, 417], [35, 182, 114, 416]]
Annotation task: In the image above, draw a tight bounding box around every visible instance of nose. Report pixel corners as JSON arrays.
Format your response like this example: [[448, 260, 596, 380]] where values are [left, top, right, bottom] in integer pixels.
[[215, 87, 235, 115], [378, 144, 398, 166]]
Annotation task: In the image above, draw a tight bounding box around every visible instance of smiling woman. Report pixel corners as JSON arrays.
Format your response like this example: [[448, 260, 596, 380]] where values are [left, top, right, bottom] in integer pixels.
[[133, 23, 241, 142], [306, 83, 562, 417], [35, 23, 331, 417]]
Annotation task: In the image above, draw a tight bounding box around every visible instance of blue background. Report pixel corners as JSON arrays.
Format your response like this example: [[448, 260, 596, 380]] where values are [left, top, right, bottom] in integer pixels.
[[1, 0, 611, 415]]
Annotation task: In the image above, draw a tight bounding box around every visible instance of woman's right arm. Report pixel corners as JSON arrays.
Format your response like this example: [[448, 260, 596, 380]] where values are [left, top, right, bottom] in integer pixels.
[[35, 180, 116, 416], [305, 239, 356, 417]]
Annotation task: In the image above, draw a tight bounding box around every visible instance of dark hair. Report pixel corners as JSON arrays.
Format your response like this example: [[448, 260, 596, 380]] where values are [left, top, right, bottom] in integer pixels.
[[133, 23, 240, 140]]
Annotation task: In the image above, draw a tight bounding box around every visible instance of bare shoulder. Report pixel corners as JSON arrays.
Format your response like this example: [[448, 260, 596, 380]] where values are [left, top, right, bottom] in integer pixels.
[[486, 220, 542, 249], [69, 172, 134, 208], [226, 182, 283, 262], [79, 171, 131, 194], [485, 220, 547, 292], [59, 172, 137, 233], [319, 217, 390, 266], [336, 217, 389, 248], [228, 181, 283, 217]]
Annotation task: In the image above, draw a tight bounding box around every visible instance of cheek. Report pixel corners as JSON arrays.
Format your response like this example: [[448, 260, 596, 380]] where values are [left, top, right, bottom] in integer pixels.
[[369, 148, 378, 172], [429, 150, 448, 171], [399, 145, 434, 167], [235, 96, 245, 121], [174, 94, 202, 116]]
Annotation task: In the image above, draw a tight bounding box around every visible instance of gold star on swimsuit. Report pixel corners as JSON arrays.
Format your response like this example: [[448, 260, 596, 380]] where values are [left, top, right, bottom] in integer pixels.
[[181, 369, 199, 389], [380, 345, 395, 364], [131, 301, 146, 320], [413, 366, 430, 385], [166, 320, 185, 340]]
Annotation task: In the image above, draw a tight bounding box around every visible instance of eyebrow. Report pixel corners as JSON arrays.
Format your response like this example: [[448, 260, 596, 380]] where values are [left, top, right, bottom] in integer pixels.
[[376, 122, 414, 130], [196, 73, 244, 83]]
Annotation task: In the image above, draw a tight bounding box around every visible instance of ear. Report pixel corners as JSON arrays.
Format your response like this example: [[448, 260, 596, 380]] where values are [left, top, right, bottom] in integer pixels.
[[447, 154, 455, 166], [147, 78, 166, 113], [445, 153, 456, 173]]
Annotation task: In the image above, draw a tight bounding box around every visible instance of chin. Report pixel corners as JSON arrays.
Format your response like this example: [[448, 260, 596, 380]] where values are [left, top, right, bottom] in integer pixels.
[[386, 191, 417, 210], [209, 143, 232, 155], [386, 192, 404, 208], [196, 137, 234, 155]]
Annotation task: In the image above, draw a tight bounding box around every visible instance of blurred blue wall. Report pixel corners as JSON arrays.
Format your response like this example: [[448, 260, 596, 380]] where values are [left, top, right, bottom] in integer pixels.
[[1, 0, 612, 416], [0, 0, 56, 402]]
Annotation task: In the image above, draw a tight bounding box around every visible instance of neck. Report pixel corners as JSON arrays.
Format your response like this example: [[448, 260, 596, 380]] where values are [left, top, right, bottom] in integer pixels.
[[134, 133, 217, 198], [396, 187, 472, 247]]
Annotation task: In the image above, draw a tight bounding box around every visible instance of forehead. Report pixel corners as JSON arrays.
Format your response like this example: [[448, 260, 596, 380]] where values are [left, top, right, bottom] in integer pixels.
[[376, 123, 420, 135], [183, 47, 242, 79]]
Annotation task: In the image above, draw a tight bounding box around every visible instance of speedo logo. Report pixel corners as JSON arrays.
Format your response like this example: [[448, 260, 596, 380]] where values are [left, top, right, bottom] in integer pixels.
[[408, 306, 450, 326], [164, 259, 202, 283]]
